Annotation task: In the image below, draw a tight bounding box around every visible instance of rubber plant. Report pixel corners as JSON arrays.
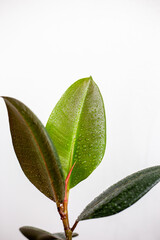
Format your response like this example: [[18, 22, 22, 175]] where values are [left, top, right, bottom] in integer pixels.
[[2, 77, 160, 240]]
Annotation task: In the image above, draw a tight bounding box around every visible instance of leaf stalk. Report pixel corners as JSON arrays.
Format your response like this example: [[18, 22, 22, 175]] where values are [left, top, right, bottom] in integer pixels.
[[71, 220, 79, 232]]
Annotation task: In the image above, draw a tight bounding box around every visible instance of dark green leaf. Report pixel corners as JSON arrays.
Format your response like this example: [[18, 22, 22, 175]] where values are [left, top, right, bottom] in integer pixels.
[[46, 77, 106, 188], [20, 226, 78, 240], [3, 97, 65, 203], [78, 166, 160, 220], [20, 226, 55, 240]]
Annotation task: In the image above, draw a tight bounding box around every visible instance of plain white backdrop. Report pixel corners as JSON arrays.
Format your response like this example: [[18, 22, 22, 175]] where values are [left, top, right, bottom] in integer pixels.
[[0, 0, 160, 239]]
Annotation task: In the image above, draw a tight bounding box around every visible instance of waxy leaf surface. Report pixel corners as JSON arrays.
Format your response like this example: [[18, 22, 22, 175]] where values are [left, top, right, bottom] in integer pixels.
[[78, 166, 160, 220], [3, 97, 65, 203], [20, 226, 78, 240], [46, 77, 106, 188]]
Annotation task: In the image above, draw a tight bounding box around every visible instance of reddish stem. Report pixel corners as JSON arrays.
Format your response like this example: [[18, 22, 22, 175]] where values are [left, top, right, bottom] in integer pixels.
[[71, 220, 79, 232], [64, 162, 76, 203], [58, 162, 76, 240]]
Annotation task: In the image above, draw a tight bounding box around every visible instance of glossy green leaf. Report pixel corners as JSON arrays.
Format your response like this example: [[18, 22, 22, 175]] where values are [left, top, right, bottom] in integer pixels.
[[20, 226, 78, 240], [3, 97, 65, 203], [46, 77, 106, 188], [78, 166, 160, 220]]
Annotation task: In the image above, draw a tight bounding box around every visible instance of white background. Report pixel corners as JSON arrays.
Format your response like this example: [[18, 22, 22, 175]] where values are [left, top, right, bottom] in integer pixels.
[[0, 1, 160, 239]]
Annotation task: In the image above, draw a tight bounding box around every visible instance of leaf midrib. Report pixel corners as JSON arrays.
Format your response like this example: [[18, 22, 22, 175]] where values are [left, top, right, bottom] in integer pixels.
[[68, 79, 91, 177], [5, 99, 57, 202]]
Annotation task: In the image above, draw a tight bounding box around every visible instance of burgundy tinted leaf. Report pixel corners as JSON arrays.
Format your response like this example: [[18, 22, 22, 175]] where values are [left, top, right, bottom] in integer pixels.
[[3, 97, 65, 203]]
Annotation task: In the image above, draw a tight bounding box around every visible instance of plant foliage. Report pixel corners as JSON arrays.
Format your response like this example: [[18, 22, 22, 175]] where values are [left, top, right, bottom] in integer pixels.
[[2, 77, 160, 240], [78, 166, 160, 220], [3, 97, 64, 203], [46, 77, 106, 188]]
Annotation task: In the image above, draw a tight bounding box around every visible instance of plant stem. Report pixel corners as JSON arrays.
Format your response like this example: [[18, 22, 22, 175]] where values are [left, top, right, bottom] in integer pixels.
[[58, 195, 72, 240], [57, 163, 76, 239], [62, 211, 72, 240], [63, 193, 72, 240]]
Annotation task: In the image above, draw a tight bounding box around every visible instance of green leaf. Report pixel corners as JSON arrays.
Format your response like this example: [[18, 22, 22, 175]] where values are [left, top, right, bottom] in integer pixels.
[[20, 226, 55, 240], [3, 97, 65, 203], [78, 166, 160, 220], [20, 226, 78, 240], [46, 77, 106, 188]]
